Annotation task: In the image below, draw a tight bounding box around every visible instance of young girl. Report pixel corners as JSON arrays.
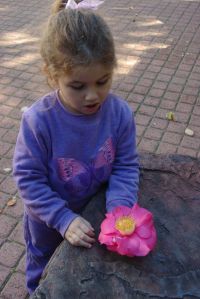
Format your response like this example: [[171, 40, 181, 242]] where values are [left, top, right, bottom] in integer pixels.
[[13, 0, 139, 294]]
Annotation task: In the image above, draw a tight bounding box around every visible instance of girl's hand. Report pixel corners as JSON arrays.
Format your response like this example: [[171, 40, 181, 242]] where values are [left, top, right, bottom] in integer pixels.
[[64, 216, 95, 248]]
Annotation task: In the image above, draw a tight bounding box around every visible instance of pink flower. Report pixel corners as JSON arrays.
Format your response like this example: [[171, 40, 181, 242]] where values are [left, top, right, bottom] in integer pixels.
[[98, 204, 157, 257]]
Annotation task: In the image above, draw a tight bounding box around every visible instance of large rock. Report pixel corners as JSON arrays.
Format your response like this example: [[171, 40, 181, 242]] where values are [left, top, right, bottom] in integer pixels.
[[32, 154, 200, 299]]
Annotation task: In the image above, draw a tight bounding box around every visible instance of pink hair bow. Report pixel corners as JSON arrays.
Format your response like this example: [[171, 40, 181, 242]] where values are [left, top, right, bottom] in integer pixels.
[[65, 0, 104, 10]]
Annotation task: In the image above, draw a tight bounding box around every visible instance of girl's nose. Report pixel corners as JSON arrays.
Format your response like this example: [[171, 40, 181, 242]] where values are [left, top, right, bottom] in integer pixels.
[[85, 88, 98, 102]]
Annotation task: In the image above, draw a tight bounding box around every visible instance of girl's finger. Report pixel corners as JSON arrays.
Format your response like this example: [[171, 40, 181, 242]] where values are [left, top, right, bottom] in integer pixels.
[[87, 230, 95, 237], [73, 237, 93, 248], [79, 239, 92, 248], [80, 233, 95, 244], [81, 218, 94, 231], [79, 221, 95, 236]]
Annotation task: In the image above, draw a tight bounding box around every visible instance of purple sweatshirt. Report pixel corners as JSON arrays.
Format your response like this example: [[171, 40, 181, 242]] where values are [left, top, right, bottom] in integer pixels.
[[13, 91, 139, 237]]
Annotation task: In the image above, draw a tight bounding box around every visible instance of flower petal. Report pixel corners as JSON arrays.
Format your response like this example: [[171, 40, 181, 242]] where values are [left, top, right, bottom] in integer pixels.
[[100, 217, 116, 234], [136, 239, 151, 256], [107, 244, 118, 253], [138, 214, 153, 227], [125, 235, 141, 256], [113, 205, 132, 218], [116, 235, 140, 256], [144, 227, 157, 250], [98, 233, 114, 246], [135, 227, 157, 256], [136, 224, 153, 239], [105, 211, 114, 219], [131, 204, 153, 226]]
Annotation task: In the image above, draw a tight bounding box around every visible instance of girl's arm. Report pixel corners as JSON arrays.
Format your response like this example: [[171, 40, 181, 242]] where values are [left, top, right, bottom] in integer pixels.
[[106, 108, 139, 212], [13, 113, 78, 237]]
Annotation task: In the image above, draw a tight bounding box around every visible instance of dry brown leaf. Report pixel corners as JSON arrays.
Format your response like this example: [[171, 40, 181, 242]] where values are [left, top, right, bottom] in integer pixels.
[[7, 197, 17, 207], [166, 111, 175, 121]]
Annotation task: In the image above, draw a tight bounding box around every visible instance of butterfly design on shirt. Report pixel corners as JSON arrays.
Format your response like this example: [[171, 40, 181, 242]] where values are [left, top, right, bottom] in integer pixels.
[[57, 137, 115, 195]]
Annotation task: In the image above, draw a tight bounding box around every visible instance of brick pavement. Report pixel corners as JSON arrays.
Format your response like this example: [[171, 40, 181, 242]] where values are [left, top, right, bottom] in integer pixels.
[[0, 0, 199, 298]]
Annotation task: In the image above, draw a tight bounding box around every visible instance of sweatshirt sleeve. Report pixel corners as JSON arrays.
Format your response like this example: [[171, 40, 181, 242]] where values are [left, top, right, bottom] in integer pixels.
[[106, 106, 139, 211], [12, 112, 78, 237]]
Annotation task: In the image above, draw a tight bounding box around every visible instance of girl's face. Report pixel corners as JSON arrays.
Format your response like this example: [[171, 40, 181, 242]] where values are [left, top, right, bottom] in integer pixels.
[[56, 63, 113, 115]]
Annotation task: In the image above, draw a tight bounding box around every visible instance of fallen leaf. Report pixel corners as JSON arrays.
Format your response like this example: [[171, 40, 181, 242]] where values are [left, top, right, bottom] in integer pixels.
[[3, 168, 12, 173], [7, 197, 17, 207], [20, 106, 29, 113], [185, 128, 194, 136], [166, 111, 175, 121]]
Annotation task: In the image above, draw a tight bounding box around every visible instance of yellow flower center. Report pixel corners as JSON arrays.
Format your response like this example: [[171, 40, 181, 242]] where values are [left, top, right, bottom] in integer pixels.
[[115, 216, 136, 235]]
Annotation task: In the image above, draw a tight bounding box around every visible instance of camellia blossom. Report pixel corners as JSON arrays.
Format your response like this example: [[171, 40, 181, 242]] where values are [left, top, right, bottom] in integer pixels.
[[98, 204, 157, 257]]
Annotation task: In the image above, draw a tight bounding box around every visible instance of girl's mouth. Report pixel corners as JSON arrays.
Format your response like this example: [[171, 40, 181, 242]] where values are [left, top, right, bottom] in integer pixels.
[[84, 103, 100, 113], [86, 103, 98, 108]]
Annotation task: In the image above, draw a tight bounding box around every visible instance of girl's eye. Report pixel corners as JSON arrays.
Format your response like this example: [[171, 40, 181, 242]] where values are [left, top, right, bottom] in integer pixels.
[[70, 84, 85, 90], [97, 79, 109, 86]]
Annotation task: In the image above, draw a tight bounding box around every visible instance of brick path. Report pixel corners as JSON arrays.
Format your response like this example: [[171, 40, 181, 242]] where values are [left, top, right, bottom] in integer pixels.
[[0, 0, 199, 298]]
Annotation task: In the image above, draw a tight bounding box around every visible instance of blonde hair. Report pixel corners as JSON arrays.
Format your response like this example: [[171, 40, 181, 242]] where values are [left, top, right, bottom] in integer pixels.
[[40, 0, 116, 81]]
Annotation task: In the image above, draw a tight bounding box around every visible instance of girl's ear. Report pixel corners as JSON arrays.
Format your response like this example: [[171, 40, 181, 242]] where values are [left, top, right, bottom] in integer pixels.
[[50, 74, 58, 87], [42, 64, 58, 89], [47, 77, 58, 89]]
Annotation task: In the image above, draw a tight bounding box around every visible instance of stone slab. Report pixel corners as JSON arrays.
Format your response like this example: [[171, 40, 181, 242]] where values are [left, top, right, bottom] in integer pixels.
[[32, 154, 200, 299]]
